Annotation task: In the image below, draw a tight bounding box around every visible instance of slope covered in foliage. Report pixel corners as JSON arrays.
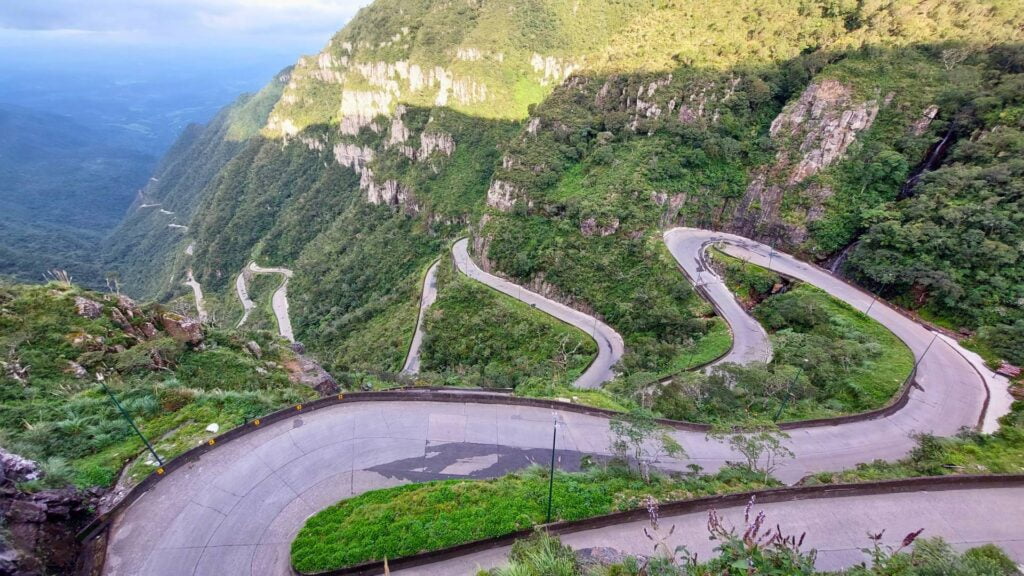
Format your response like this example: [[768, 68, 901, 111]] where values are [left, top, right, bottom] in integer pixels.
[[105, 0, 1024, 380], [0, 280, 313, 488], [102, 70, 290, 300], [0, 104, 153, 287]]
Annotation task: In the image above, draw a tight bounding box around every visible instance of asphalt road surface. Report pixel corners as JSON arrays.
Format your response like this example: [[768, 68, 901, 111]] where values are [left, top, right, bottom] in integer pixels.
[[452, 238, 625, 389], [402, 260, 440, 375], [103, 230, 1005, 576]]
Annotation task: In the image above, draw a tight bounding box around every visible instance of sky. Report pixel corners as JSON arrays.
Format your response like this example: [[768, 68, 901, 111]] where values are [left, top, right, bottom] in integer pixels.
[[0, 1, 372, 152], [0, 0, 371, 57]]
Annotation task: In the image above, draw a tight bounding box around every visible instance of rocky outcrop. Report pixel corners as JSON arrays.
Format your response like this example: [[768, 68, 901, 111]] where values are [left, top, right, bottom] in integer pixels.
[[652, 191, 688, 228], [340, 89, 394, 135], [912, 104, 940, 136], [771, 80, 880, 185], [74, 297, 102, 319], [580, 217, 619, 237], [159, 313, 204, 346], [530, 53, 580, 85], [0, 449, 39, 484], [732, 80, 881, 238], [674, 76, 741, 125], [486, 180, 521, 211], [285, 350, 339, 396], [0, 451, 99, 576], [365, 178, 415, 210], [419, 130, 455, 158]]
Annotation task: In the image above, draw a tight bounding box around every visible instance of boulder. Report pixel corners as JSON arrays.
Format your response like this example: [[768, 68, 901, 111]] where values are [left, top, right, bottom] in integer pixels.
[[245, 340, 263, 359], [73, 297, 102, 319], [160, 314, 204, 345], [0, 449, 39, 484]]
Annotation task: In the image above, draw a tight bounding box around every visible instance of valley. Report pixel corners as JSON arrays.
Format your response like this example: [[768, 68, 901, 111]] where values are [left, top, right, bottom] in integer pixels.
[[1, 0, 1023, 574]]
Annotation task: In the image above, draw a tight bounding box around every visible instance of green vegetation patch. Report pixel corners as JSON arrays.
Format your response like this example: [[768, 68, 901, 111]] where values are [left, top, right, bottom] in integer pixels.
[[485, 527, 1020, 576], [641, 252, 913, 425], [421, 257, 597, 388], [0, 281, 314, 488], [291, 465, 774, 572]]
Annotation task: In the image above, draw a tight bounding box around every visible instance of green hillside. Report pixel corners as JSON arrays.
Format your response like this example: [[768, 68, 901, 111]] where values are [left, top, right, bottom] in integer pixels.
[[103, 0, 1024, 380], [0, 280, 313, 488]]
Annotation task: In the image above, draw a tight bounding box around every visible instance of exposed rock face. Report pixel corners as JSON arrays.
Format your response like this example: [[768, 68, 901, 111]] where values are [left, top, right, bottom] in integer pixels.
[[675, 76, 740, 125], [530, 53, 580, 85], [388, 105, 410, 145], [771, 80, 880, 185], [0, 451, 99, 576], [365, 179, 415, 210], [419, 131, 455, 158], [912, 104, 940, 136], [652, 191, 688, 228], [73, 297, 102, 319], [486, 180, 521, 211], [732, 80, 880, 238], [580, 217, 619, 237], [333, 139, 419, 211]]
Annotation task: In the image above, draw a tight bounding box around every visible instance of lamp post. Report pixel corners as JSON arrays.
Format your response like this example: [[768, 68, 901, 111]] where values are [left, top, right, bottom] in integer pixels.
[[774, 359, 808, 422], [99, 377, 163, 467], [546, 412, 558, 524]]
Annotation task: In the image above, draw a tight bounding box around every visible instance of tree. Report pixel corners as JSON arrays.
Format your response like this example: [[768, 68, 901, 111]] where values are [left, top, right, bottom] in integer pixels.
[[708, 424, 794, 482], [609, 408, 685, 482]]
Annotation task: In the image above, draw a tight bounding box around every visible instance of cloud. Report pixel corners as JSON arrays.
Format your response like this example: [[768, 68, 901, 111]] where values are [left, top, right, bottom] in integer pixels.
[[0, 0, 369, 39]]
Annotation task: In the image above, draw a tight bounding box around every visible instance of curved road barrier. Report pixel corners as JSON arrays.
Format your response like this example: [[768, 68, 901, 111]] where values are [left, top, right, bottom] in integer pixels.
[[451, 238, 625, 389], [402, 260, 440, 375], [234, 261, 295, 342], [102, 385, 998, 576], [99, 230, 1010, 576]]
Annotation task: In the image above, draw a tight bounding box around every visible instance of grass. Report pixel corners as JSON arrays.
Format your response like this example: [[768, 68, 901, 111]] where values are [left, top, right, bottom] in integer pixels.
[[421, 257, 597, 389], [290, 464, 775, 573], [0, 281, 315, 488], [661, 318, 732, 374], [645, 252, 915, 425]]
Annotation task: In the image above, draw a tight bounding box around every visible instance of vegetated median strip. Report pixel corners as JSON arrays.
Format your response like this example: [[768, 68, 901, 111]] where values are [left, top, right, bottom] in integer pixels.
[[401, 259, 440, 375], [693, 248, 916, 423], [664, 227, 999, 429], [234, 261, 295, 342], [293, 474, 1024, 576], [291, 465, 777, 574], [451, 238, 624, 389]]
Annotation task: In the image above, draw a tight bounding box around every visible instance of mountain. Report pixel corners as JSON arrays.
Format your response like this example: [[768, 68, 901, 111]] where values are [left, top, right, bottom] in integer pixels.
[[104, 0, 1024, 374], [102, 71, 290, 300], [0, 104, 154, 286]]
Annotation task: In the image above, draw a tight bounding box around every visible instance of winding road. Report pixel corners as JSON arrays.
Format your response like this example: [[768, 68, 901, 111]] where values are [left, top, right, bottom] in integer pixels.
[[452, 239, 625, 389], [102, 230, 1013, 576], [235, 262, 295, 342], [402, 261, 440, 375], [664, 229, 772, 366], [183, 269, 208, 322]]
